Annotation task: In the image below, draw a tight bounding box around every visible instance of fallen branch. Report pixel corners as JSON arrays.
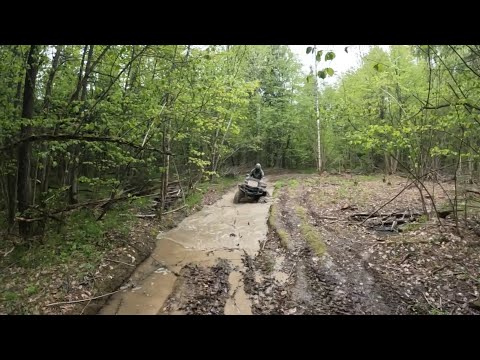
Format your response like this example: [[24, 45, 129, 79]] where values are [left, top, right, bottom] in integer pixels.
[[261, 238, 270, 251], [80, 299, 92, 315], [399, 252, 412, 265], [162, 205, 187, 215], [135, 214, 156, 218], [287, 262, 297, 279], [45, 288, 123, 307], [318, 216, 338, 220], [431, 265, 448, 275], [0, 260, 21, 272], [15, 215, 64, 223], [3, 247, 14, 257], [104, 258, 135, 267], [45, 187, 160, 215], [351, 211, 421, 220]]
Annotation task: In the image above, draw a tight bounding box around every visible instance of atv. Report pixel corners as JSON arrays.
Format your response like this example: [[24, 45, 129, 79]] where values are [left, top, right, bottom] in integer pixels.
[[233, 176, 268, 203]]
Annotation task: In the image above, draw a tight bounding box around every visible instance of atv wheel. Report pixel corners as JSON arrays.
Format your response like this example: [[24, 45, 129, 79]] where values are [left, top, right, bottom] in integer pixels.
[[233, 190, 243, 203]]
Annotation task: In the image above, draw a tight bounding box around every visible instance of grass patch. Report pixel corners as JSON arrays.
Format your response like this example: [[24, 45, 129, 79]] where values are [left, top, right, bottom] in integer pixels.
[[399, 214, 428, 233], [301, 223, 326, 256], [277, 229, 290, 249], [268, 204, 290, 249], [288, 179, 300, 189], [273, 180, 286, 197], [2, 291, 19, 302], [295, 205, 326, 256], [337, 185, 350, 199], [429, 308, 449, 315], [268, 204, 277, 228], [185, 191, 204, 209]]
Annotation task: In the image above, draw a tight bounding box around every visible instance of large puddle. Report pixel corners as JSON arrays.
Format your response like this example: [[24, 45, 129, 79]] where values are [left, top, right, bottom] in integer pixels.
[[100, 178, 274, 315]]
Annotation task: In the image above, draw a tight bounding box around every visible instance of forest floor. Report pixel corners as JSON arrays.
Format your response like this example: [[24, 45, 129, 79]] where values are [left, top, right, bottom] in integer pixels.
[[0, 176, 240, 314], [250, 173, 480, 315], [2, 172, 480, 315]]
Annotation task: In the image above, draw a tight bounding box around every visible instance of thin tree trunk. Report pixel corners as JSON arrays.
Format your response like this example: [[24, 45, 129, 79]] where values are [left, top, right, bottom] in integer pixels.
[[282, 134, 290, 168], [69, 45, 94, 204], [39, 45, 63, 197], [17, 45, 40, 237], [6, 65, 25, 230], [313, 47, 322, 172]]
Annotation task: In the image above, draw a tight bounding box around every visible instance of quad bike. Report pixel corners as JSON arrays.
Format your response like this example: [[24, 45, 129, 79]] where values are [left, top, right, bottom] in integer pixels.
[[233, 176, 268, 203]]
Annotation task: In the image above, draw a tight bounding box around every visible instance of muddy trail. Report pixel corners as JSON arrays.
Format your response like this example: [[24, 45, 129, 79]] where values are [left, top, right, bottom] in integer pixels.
[[101, 173, 480, 315], [100, 175, 280, 315]]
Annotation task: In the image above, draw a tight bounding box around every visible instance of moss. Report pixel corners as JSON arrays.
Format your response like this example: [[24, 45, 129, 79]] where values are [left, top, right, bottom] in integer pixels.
[[267, 204, 290, 249], [273, 180, 286, 197], [301, 223, 326, 256], [288, 179, 299, 189], [295, 205, 326, 256], [399, 214, 428, 233], [277, 229, 290, 249]]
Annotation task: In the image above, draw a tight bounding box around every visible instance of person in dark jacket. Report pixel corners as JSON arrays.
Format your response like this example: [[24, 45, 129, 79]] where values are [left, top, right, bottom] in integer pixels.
[[249, 163, 264, 180]]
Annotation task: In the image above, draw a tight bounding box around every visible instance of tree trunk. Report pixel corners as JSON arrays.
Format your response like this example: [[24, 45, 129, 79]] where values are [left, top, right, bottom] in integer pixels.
[[5, 63, 25, 230], [39, 45, 63, 198], [69, 45, 94, 204], [282, 134, 290, 168], [313, 46, 322, 172], [17, 45, 39, 237]]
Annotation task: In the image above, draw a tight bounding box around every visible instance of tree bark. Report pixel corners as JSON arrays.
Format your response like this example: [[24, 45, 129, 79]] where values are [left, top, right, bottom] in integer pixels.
[[17, 45, 40, 237], [39, 45, 63, 197], [69, 45, 94, 204], [313, 47, 322, 172]]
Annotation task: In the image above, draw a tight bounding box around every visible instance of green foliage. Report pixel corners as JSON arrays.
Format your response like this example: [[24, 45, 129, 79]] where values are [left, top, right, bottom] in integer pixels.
[[1, 43, 480, 244], [318, 70, 327, 79], [325, 51, 336, 61]]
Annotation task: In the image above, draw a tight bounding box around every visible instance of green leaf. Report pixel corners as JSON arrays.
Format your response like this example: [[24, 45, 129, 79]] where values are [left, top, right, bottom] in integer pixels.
[[325, 51, 336, 61], [306, 47, 313, 54], [306, 74, 313, 83], [373, 63, 384, 72], [317, 70, 326, 79], [325, 67, 334, 76], [316, 50, 323, 62]]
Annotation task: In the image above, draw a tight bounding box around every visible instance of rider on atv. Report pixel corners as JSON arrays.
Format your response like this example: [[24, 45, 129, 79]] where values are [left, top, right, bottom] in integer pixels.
[[249, 163, 264, 180]]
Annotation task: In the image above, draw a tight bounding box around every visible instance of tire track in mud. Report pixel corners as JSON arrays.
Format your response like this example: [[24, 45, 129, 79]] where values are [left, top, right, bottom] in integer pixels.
[[245, 180, 411, 315]]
